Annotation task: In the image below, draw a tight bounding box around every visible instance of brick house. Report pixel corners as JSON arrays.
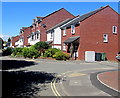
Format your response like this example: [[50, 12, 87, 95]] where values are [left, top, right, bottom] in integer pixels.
[[26, 8, 74, 46], [46, 17, 76, 50], [11, 35, 20, 47], [60, 5, 119, 61], [11, 8, 74, 47]]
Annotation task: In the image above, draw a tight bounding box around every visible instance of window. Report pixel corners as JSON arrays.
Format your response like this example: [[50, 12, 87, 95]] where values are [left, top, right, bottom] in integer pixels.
[[103, 34, 108, 42], [63, 28, 66, 36], [112, 26, 117, 34], [63, 44, 66, 51], [50, 32, 53, 39], [32, 35, 34, 40], [37, 33, 39, 39], [71, 25, 75, 34]]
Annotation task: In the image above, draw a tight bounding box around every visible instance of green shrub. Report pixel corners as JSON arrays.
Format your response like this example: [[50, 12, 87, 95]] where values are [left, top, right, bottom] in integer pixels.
[[22, 46, 40, 59], [2, 47, 13, 56], [34, 41, 50, 56], [28, 46, 40, 58], [53, 51, 70, 60], [64, 53, 70, 60], [44, 48, 60, 57], [12, 47, 23, 56], [54, 51, 65, 60], [22, 47, 29, 58]]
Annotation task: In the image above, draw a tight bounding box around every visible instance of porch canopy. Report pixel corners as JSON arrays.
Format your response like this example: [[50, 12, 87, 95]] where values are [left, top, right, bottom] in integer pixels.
[[63, 36, 80, 44]]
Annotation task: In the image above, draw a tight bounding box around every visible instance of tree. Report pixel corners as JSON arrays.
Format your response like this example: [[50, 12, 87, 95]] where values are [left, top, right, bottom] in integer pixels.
[[34, 41, 50, 56], [8, 37, 11, 42]]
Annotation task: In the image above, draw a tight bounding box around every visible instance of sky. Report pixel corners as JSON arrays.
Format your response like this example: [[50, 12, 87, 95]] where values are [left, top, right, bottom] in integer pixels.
[[1, 2, 119, 41]]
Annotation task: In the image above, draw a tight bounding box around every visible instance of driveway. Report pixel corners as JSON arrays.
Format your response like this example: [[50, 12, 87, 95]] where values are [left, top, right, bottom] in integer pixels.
[[1, 56, 119, 97]]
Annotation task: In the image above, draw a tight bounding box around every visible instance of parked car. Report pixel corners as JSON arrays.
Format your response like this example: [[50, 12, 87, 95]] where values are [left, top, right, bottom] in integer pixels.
[[116, 52, 120, 61]]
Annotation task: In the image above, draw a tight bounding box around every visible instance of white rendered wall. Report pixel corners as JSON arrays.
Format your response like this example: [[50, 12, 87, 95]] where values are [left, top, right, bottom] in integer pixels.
[[28, 36, 40, 46], [47, 32, 53, 41], [53, 27, 61, 45], [15, 40, 23, 47], [52, 45, 61, 50]]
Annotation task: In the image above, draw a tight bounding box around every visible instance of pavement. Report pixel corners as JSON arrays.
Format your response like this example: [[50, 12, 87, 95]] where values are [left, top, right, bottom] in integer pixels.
[[98, 70, 120, 93], [1, 56, 120, 97]]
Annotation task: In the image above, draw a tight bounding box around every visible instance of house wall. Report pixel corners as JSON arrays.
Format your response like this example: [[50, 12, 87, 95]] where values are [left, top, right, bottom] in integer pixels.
[[28, 33, 40, 45], [15, 39, 23, 47], [40, 8, 74, 42], [62, 6, 119, 61], [24, 27, 32, 46], [62, 24, 80, 53], [47, 27, 62, 50], [47, 32, 53, 41], [79, 7, 119, 61], [11, 36, 20, 47]]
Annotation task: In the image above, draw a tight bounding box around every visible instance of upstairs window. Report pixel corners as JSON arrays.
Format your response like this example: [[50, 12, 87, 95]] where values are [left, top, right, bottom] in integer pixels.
[[63, 27, 66, 36], [112, 26, 117, 34], [71, 25, 75, 34], [103, 34, 108, 43], [50, 32, 53, 39], [37, 33, 39, 39], [32, 35, 34, 40]]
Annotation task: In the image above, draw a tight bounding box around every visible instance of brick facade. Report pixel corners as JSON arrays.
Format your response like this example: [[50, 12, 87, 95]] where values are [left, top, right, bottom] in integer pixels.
[[11, 35, 20, 47], [62, 6, 119, 61]]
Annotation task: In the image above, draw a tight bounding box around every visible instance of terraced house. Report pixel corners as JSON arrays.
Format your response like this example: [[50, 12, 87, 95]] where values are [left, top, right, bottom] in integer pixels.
[[11, 8, 74, 47], [60, 5, 119, 61], [11, 5, 119, 61]]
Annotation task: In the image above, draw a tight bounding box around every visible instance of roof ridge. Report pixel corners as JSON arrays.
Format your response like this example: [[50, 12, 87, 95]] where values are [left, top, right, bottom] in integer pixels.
[[81, 5, 109, 17], [43, 8, 74, 19]]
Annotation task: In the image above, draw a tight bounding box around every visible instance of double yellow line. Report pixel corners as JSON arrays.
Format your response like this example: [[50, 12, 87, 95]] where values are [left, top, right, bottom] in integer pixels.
[[51, 75, 62, 98]]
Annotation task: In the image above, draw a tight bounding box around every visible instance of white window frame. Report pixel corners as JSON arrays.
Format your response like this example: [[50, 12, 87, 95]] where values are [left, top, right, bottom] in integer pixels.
[[63, 44, 66, 51], [63, 27, 66, 36], [112, 26, 117, 34], [103, 34, 108, 43], [71, 25, 75, 34]]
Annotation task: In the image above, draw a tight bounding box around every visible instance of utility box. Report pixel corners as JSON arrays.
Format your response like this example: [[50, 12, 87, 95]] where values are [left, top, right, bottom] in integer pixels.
[[85, 51, 95, 62]]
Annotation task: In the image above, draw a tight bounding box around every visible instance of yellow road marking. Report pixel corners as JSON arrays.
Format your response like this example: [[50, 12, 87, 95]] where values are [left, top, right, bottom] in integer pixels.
[[25, 59, 35, 62], [68, 73, 86, 77], [51, 78, 62, 98], [51, 67, 115, 97]]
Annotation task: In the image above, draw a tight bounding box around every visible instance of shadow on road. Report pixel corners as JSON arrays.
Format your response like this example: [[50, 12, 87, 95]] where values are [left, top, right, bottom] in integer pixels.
[[2, 70, 56, 97], [1, 60, 37, 70]]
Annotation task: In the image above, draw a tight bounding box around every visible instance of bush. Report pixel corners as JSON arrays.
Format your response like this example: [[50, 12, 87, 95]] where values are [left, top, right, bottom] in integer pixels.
[[22, 47, 29, 58], [34, 41, 50, 56], [44, 48, 60, 57], [12, 47, 23, 56], [53, 51, 70, 60], [28, 46, 40, 58], [2, 47, 13, 56], [22, 46, 40, 59]]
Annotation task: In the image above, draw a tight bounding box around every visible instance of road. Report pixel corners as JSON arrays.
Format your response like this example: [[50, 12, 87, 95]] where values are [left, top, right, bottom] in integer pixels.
[[1, 56, 119, 97]]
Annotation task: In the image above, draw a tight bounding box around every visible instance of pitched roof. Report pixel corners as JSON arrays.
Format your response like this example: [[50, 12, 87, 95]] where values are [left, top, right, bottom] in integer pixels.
[[46, 15, 79, 32], [61, 5, 111, 28], [43, 8, 74, 20]]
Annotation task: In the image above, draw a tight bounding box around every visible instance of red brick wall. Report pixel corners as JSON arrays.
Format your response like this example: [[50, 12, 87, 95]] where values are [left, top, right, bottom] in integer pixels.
[[79, 7, 119, 61], [23, 27, 32, 46], [62, 6, 119, 61], [11, 36, 20, 47], [40, 8, 74, 41]]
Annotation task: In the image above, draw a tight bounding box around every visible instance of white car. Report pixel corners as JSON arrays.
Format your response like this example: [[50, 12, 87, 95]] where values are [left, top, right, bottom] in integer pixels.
[[116, 52, 120, 60]]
